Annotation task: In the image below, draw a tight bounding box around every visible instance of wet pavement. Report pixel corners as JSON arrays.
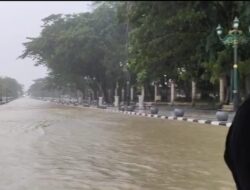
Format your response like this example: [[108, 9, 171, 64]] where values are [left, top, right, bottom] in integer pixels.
[[0, 97, 234, 190]]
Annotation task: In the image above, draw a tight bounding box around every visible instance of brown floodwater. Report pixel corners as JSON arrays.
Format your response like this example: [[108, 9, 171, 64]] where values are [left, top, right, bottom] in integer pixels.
[[0, 97, 234, 190]]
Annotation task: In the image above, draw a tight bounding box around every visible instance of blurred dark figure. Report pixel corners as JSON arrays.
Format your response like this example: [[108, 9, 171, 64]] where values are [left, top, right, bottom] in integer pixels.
[[224, 97, 250, 190]]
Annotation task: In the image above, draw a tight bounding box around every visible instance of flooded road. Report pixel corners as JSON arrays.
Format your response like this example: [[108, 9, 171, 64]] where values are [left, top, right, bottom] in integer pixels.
[[0, 97, 234, 190]]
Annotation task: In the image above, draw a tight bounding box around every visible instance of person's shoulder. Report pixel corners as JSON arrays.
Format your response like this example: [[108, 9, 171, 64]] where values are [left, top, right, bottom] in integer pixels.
[[243, 96, 250, 103], [233, 97, 250, 123], [240, 97, 250, 109]]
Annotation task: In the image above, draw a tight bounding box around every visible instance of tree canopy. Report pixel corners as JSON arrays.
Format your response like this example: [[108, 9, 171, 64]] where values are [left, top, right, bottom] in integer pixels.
[[21, 1, 250, 102], [21, 4, 128, 101], [0, 77, 23, 99]]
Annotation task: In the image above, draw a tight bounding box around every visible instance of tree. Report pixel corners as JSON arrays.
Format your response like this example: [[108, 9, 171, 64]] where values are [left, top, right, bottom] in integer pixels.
[[0, 77, 23, 99], [21, 1, 250, 104], [20, 4, 127, 103], [127, 1, 250, 102]]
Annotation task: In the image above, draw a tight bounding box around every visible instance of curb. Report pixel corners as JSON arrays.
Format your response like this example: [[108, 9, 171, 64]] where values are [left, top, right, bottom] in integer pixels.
[[104, 109, 232, 128], [45, 99, 232, 128]]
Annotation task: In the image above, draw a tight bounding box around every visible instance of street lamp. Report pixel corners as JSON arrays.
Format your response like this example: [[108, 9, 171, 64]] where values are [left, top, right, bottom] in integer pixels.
[[164, 74, 168, 86], [163, 74, 169, 101], [216, 17, 250, 111]]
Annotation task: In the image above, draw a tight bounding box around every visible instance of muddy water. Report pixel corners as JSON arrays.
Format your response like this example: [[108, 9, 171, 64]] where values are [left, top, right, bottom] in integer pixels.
[[0, 98, 234, 190]]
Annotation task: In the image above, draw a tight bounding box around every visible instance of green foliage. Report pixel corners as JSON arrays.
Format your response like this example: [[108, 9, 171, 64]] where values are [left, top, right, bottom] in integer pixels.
[[28, 78, 61, 98], [126, 1, 250, 97], [239, 59, 250, 76], [136, 69, 147, 85], [0, 77, 23, 98], [21, 1, 250, 101], [20, 4, 128, 101]]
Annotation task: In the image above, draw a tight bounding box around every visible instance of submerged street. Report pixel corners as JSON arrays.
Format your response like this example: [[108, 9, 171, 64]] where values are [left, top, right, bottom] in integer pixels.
[[0, 98, 234, 190]]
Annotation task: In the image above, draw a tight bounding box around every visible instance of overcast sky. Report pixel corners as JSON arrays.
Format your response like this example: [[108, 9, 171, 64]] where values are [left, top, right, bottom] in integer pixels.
[[0, 1, 92, 91]]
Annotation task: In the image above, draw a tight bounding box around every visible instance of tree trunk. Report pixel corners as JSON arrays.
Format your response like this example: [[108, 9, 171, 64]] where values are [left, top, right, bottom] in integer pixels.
[[191, 80, 196, 106], [154, 84, 158, 102], [100, 81, 108, 103], [224, 74, 230, 105], [130, 86, 134, 102], [121, 88, 125, 102], [183, 81, 191, 101], [170, 81, 175, 105], [115, 82, 119, 96], [219, 75, 227, 105], [141, 86, 145, 97]]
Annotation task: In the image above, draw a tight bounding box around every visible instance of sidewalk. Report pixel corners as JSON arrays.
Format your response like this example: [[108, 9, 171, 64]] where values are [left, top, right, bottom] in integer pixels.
[[42, 97, 236, 123], [156, 105, 235, 122], [109, 103, 235, 123], [146, 101, 235, 122]]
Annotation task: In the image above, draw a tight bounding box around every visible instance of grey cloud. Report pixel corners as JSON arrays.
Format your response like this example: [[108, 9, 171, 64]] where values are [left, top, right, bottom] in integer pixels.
[[0, 1, 92, 91]]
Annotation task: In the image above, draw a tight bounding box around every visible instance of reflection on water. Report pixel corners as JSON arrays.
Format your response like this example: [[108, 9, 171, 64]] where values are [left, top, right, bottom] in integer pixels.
[[0, 98, 234, 190]]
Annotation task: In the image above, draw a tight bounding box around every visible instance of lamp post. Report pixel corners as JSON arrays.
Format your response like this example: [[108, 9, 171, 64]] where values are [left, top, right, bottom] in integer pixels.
[[164, 74, 167, 85], [216, 17, 250, 111], [164, 74, 168, 101]]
